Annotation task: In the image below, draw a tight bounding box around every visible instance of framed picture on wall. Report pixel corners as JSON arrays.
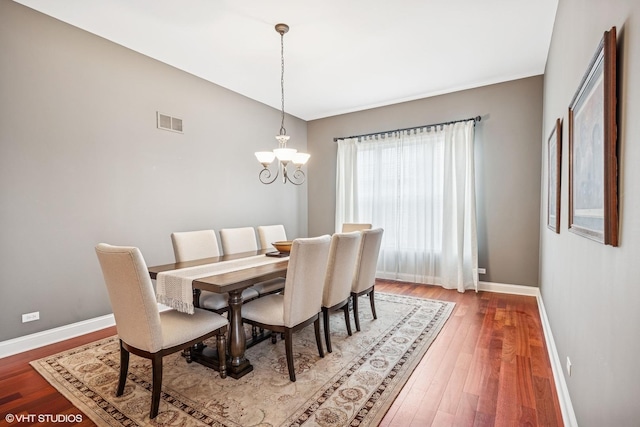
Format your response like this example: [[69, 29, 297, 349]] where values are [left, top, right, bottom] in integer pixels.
[[568, 26, 618, 246], [547, 118, 562, 233]]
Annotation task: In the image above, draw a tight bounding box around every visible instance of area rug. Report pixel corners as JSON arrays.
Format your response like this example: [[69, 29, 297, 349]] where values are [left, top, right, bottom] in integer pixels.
[[31, 293, 454, 426]]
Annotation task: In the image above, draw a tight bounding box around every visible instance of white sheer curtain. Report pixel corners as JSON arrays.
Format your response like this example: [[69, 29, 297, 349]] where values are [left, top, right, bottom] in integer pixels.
[[336, 120, 478, 292]]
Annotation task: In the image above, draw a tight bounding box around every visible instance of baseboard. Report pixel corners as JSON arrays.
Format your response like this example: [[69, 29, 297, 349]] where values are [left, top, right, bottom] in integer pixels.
[[478, 280, 539, 296], [0, 304, 172, 360], [479, 280, 577, 427], [535, 292, 578, 427], [0, 314, 116, 359]]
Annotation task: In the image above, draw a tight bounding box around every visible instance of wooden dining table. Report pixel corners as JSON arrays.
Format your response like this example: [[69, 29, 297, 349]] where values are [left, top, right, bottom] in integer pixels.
[[148, 249, 289, 379]]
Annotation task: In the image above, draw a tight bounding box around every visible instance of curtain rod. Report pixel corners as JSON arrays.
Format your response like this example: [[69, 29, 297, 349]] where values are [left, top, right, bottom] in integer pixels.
[[333, 115, 482, 142]]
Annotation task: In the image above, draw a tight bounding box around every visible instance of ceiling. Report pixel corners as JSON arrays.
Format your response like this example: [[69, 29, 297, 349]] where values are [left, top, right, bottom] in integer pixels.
[[15, 0, 558, 121]]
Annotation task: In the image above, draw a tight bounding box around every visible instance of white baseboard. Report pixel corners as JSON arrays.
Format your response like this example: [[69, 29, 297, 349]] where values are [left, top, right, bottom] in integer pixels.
[[478, 280, 540, 296], [479, 281, 577, 427], [535, 292, 578, 427], [0, 314, 115, 359], [0, 304, 172, 360]]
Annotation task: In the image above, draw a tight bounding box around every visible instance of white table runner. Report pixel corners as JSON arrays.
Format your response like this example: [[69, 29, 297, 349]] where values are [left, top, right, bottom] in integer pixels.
[[156, 254, 287, 314]]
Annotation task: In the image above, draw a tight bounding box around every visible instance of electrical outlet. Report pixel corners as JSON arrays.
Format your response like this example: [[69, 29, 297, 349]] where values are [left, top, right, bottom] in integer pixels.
[[22, 311, 40, 323], [478, 268, 486, 275], [566, 356, 572, 376]]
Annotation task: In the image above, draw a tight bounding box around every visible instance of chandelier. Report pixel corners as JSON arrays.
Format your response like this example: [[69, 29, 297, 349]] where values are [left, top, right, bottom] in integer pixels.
[[255, 23, 310, 185]]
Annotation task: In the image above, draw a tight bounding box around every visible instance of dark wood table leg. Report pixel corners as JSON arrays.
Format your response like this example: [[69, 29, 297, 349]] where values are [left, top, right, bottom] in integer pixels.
[[225, 289, 253, 378], [188, 289, 253, 379]]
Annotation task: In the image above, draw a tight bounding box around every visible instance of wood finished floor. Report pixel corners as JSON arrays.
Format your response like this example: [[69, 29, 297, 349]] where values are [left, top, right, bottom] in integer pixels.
[[0, 280, 563, 426]]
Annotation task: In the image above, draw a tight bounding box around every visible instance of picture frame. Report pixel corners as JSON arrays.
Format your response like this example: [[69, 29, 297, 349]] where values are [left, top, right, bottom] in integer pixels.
[[568, 26, 618, 246], [547, 118, 562, 233]]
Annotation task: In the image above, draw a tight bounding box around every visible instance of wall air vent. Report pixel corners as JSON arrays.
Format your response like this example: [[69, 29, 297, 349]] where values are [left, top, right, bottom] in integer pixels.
[[157, 111, 183, 133]]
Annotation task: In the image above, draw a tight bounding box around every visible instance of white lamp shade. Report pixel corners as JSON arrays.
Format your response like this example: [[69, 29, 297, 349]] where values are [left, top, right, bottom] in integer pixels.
[[274, 148, 297, 162], [255, 151, 276, 165], [292, 152, 310, 166]]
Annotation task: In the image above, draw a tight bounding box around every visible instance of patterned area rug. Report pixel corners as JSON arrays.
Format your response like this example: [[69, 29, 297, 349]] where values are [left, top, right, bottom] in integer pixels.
[[31, 293, 454, 426]]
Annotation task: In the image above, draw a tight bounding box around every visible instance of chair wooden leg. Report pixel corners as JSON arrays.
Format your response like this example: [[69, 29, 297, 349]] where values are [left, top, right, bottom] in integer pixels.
[[369, 288, 377, 320], [190, 290, 205, 353], [342, 304, 353, 336], [217, 332, 227, 379], [322, 308, 332, 353], [150, 353, 163, 419], [284, 329, 296, 382], [352, 294, 361, 332], [192, 288, 202, 308], [314, 318, 324, 358], [117, 340, 129, 396]]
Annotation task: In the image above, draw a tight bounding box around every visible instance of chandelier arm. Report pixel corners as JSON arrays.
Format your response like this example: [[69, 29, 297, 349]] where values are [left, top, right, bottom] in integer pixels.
[[285, 168, 306, 185], [259, 166, 279, 185]]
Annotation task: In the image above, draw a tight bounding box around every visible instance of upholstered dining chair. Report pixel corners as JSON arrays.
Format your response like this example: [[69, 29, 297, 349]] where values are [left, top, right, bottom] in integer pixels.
[[321, 231, 361, 353], [257, 224, 287, 251], [171, 229, 220, 262], [220, 226, 284, 297], [95, 243, 228, 419], [171, 230, 258, 313], [341, 223, 372, 233], [219, 227, 258, 254], [351, 228, 384, 332], [241, 235, 331, 382], [254, 224, 288, 295]]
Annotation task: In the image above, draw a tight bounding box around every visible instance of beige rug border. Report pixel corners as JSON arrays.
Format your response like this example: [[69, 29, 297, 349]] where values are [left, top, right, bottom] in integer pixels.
[[30, 293, 455, 427]]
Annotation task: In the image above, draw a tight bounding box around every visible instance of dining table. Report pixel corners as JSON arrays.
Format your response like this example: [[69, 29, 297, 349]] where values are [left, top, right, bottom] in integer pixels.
[[148, 249, 289, 379]]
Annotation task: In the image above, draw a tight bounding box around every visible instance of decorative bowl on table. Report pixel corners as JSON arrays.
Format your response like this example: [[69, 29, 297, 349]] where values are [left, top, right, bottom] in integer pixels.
[[272, 240, 293, 253]]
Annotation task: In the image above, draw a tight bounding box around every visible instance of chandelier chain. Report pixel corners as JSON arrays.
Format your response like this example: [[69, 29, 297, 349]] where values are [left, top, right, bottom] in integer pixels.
[[280, 31, 286, 136]]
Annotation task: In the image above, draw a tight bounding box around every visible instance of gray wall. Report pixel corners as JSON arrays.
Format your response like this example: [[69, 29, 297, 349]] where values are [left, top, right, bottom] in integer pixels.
[[0, 2, 308, 342], [540, 0, 640, 424], [308, 76, 544, 287]]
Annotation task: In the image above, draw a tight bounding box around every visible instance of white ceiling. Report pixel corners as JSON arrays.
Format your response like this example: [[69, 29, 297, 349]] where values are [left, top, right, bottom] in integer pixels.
[[15, 0, 558, 121]]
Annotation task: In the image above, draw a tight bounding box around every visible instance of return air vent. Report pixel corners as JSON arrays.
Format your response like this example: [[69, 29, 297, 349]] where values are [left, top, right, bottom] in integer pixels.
[[157, 111, 183, 133]]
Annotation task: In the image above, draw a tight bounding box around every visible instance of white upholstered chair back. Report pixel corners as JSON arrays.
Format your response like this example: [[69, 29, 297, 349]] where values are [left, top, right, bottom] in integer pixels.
[[323, 232, 361, 308], [95, 244, 163, 353], [171, 230, 220, 262], [283, 235, 331, 327], [219, 227, 258, 255], [352, 228, 384, 294], [341, 223, 372, 233], [257, 224, 287, 250], [171, 229, 259, 310]]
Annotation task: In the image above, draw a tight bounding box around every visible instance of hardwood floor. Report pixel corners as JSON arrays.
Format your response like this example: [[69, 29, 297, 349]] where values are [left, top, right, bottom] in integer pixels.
[[0, 326, 116, 427], [0, 280, 563, 426], [377, 281, 563, 427]]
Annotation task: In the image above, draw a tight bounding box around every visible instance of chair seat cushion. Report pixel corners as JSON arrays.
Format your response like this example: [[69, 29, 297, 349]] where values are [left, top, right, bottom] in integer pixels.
[[200, 291, 228, 310], [159, 308, 228, 349], [241, 294, 285, 326], [243, 287, 260, 301], [200, 288, 259, 310], [251, 277, 285, 296]]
